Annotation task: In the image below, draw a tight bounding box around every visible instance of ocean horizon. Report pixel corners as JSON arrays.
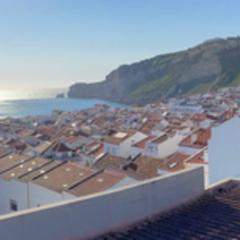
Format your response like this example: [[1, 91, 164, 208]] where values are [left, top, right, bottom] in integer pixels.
[[0, 89, 125, 118]]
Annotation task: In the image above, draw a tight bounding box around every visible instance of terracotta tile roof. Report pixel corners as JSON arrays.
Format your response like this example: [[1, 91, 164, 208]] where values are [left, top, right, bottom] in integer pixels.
[[86, 144, 104, 158], [104, 130, 136, 145], [62, 136, 81, 144], [33, 162, 95, 193], [0, 147, 11, 158], [151, 134, 168, 144], [180, 128, 211, 148], [20, 160, 62, 182], [191, 113, 207, 121], [68, 169, 126, 197], [36, 126, 57, 137], [132, 136, 155, 149], [186, 151, 208, 165], [52, 142, 72, 152], [126, 154, 187, 180], [93, 154, 127, 170], [0, 154, 30, 173], [0, 157, 49, 180], [17, 129, 35, 138], [126, 156, 163, 180], [140, 122, 158, 135], [33, 141, 55, 154], [97, 186, 240, 240], [159, 153, 187, 173]]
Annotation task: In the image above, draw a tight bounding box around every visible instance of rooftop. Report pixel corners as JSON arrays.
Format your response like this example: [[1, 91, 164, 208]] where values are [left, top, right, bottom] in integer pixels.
[[93, 154, 127, 170], [0, 157, 48, 180], [0, 147, 11, 158], [132, 136, 155, 149], [19, 160, 62, 182], [125, 153, 188, 180], [104, 130, 135, 145], [126, 156, 163, 180], [97, 184, 240, 240], [180, 128, 211, 149], [33, 162, 95, 192], [33, 141, 55, 154], [69, 169, 126, 197], [0, 154, 30, 173], [151, 134, 168, 144]]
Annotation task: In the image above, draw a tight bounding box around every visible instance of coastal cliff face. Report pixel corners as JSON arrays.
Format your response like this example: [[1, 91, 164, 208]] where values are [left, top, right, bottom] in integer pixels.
[[68, 37, 240, 104]]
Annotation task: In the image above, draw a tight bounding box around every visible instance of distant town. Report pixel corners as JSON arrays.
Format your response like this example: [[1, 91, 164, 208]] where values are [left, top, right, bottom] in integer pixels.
[[0, 86, 239, 215]]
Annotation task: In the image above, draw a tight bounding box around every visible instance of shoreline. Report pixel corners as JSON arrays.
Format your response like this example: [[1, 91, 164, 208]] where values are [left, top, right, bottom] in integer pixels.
[[0, 98, 126, 119]]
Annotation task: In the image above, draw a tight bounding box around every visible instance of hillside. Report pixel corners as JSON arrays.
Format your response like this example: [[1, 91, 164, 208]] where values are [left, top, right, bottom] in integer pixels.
[[68, 37, 240, 104]]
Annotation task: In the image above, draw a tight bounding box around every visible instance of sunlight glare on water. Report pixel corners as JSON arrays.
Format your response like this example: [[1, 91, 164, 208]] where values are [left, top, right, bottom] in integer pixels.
[[0, 88, 124, 118], [0, 89, 65, 100]]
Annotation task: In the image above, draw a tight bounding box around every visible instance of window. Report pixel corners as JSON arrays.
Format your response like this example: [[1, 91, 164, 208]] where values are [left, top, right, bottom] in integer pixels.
[[10, 199, 18, 211], [112, 147, 117, 155], [106, 146, 111, 153]]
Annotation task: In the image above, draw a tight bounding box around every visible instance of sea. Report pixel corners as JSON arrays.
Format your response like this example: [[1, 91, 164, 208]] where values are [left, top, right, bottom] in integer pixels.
[[0, 88, 124, 118]]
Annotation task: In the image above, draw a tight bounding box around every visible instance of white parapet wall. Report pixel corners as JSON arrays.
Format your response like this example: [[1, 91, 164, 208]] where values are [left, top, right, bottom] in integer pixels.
[[208, 116, 240, 184], [0, 166, 204, 240]]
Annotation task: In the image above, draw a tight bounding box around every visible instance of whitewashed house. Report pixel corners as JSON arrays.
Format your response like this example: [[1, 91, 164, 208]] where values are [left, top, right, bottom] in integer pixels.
[[178, 128, 211, 155], [208, 116, 240, 184], [104, 131, 147, 158], [0, 155, 135, 215], [145, 133, 183, 158]]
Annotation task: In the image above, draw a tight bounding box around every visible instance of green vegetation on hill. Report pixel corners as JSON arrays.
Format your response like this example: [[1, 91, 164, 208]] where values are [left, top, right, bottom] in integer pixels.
[[231, 74, 240, 86], [130, 75, 172, 100], [68, 37, 240, 104]]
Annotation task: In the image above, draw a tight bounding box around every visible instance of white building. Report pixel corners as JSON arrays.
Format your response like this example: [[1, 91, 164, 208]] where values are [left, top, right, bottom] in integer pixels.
[[178, 128, 211, 155], [169, 102, 204, 113], [208, 116, 240, 184], [104, 131, 147, 158], [0, 166, 206, 240], [0, 155, 136, 214], [145, 134, 183, 158]]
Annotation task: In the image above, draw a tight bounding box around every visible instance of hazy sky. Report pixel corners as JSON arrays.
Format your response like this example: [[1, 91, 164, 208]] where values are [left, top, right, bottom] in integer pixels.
[[0, 0, 239, 89]]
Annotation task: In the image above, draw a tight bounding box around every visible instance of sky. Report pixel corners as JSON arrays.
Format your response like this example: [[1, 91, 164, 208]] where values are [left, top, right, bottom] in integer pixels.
[[0, 0, 239, 89]]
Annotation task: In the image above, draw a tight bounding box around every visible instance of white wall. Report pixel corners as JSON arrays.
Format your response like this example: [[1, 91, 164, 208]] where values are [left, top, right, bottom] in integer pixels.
[[130, 146, 145, 158], [104, 142, 118, 156], [0, 179, 74, 215], [29, 183, 74, 208], [209, 117, 240, 184], [178, 145, 199, 155], [109, 177, 139, 190], [0, 179, 28, 214], [169, 104, 204, 113], [146, 135, 183, 158], [104, 132, 147, 158], [0, 167, 204, 240]]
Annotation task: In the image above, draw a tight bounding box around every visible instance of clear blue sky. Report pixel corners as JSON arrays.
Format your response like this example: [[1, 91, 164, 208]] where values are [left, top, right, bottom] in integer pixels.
[[0, 0, 239, 89]]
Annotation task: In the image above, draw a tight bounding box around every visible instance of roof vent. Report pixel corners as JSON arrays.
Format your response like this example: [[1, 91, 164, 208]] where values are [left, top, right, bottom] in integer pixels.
[[169, 162, 178, 168], [10, 173, 15, 177], [43, 175, 48, 180], [97, 178, 104, 183]]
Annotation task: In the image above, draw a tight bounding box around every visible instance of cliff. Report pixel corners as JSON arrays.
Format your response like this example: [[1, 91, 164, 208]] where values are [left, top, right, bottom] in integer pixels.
[[68, 37, 240, 104]]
